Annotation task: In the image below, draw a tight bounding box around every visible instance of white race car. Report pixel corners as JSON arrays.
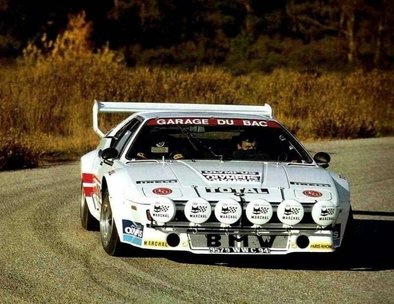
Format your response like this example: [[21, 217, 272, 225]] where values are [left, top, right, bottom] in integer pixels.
[[80, 101, 352, 256]]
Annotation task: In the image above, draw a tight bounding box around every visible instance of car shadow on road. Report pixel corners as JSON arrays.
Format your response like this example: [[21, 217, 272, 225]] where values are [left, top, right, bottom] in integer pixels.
[[166, 215, 394, 271]]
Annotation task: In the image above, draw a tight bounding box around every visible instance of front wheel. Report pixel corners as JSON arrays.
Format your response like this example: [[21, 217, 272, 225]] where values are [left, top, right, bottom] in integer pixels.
[[341, 207, 354, 249], [100, 188, 126, 256], [334, 207, 354, 258]]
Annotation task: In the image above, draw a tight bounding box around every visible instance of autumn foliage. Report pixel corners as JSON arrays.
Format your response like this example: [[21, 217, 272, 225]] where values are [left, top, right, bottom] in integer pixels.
[[0, 13, 393, 170]]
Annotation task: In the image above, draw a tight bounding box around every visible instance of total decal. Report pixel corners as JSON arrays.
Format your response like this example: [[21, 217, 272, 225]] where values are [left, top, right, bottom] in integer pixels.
[[147, 117, 280, 128], [204, 186, 268, 194]]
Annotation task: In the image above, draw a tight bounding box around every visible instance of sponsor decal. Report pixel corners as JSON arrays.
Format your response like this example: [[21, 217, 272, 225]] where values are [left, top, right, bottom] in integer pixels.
[[122, 220, 143, 245], [152, 187, 173, 195], [205, 187, 268, 194], [303, 190, 322, 197], [246, 199, 273, 225], [214, 199, 242, 224], [136, 179, 177, 184], [320, 208, 335, 217], [184, 198, 212, 224], [143, 240, 168, 247], [221, 205, 237, 214], [253, 206, 270, 214], [283, 207, 301, 216], [310, 243, 333, 250], [311, 201, 337, 226], [147, 118, 280, 128], [149, 198, 176, 222], [202, 170, 261, 182], [191, 204, 208, 214], [277, 200, 304, 225], [290, 182, 331, 187], [153, 203, 170, 214]]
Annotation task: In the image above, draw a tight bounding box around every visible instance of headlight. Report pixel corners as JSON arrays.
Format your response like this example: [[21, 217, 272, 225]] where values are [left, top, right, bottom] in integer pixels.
[[245, 199, 273, 225], [311, 200, 337, 226], [277, 199, 304, 225], [149, 197, 176, 223], [184, 198, 212, 224], [214, 198, 242, 225]]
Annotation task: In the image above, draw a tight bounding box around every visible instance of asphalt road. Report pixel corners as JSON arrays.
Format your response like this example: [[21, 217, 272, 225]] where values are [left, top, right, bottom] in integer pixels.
[[0, 137, 393, 304]]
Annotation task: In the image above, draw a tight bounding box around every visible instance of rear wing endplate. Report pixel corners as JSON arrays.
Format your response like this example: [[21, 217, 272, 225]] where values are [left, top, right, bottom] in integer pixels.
[[93, 100, 272, 137]]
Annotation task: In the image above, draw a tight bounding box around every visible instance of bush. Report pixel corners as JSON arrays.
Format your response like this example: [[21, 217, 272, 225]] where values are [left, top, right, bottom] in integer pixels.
[[0, 12, 393, 171], [0, 133, 39, 170]]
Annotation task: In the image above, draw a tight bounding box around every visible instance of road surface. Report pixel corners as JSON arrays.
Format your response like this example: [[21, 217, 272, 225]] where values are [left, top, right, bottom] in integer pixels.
[[0, 137, 393, 303]]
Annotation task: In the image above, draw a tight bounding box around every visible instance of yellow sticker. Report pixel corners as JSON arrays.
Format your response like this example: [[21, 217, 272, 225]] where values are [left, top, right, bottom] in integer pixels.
[[310, 243, 333, 250], [143, 240, 168, 247]]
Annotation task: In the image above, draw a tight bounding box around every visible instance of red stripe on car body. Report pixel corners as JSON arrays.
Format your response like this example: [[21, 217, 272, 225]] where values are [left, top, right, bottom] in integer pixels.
[[82, 173, 95, 183], [83, 186, 95, 197]]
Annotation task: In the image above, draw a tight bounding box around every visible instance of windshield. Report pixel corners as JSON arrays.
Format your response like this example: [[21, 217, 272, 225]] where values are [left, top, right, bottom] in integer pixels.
[[125, 117, 313, 163]]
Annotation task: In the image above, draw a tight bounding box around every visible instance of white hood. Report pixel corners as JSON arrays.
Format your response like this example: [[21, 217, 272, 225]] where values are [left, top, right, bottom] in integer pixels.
[[125, 160, 337, 203]]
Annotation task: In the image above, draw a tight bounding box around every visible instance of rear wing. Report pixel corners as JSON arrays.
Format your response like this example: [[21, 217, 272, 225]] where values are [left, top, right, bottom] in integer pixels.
[[93, 100, 272, 137]]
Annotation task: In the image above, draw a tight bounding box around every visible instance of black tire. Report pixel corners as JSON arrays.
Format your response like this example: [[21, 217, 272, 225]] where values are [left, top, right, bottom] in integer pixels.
[[342, 207, 354, 246], [100, 188, 126, 256], [80, 184, 98, 231], [334, 207, 354, 258]]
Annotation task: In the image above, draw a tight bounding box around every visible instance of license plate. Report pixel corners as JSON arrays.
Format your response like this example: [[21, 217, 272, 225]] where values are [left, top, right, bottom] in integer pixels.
[[208, 247, 272, 254], [189, 233, 288, 250]]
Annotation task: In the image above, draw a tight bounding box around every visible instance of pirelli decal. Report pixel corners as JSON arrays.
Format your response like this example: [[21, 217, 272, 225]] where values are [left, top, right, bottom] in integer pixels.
[[136, 179, 177, 184], [290, 181, 331, 187]]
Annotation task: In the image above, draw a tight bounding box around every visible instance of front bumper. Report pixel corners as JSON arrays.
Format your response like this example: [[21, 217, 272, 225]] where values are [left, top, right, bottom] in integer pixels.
[[119, 200, 350, 255], [121, 223, 337, 255]]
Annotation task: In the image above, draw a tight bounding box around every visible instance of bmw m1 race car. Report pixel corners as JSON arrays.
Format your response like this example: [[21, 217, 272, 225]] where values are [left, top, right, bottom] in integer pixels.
[[80, 100, 352, 256]]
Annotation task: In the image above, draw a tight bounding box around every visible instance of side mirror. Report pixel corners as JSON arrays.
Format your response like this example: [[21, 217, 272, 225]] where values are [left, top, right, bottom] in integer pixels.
[[101, 147, 119, 160], [314, 152, 330, 168]]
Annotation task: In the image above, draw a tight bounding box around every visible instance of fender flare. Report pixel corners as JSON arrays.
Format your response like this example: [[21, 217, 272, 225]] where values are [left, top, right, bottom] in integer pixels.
[[102, 169, 130, 239]]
